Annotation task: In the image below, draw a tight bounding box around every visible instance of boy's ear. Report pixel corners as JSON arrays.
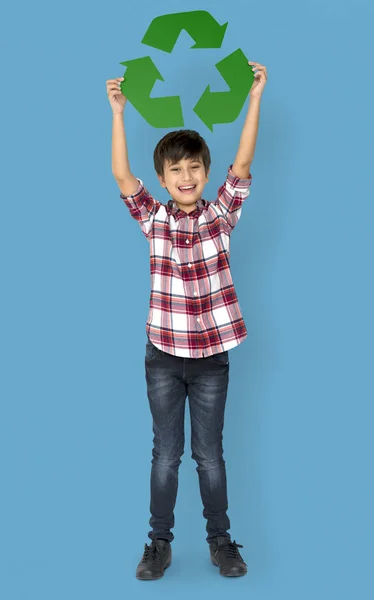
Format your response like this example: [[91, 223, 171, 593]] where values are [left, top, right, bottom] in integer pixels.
[[157, 173, 167, 188]]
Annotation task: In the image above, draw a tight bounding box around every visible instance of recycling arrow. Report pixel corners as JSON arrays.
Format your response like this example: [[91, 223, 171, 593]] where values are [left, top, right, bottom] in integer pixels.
[[193, 49, 255, 132], [120, 56, 184, 128], [141, 10, 228, 54]]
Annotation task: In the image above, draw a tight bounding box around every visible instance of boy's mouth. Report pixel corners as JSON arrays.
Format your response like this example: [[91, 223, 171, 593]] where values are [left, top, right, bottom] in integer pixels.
[[178, 185, 196, 194]]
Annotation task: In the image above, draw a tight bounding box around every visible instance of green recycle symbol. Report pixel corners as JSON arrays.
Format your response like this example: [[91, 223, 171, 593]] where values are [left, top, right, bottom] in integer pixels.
[[119, 10, 255, 132]]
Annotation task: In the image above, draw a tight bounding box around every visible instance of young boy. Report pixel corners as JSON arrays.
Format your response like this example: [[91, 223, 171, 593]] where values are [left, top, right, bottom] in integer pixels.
[[106, 61, 267, 580]]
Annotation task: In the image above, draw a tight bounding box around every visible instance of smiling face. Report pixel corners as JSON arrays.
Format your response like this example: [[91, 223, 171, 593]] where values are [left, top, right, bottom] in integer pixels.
[[157, 156, 210, 214]]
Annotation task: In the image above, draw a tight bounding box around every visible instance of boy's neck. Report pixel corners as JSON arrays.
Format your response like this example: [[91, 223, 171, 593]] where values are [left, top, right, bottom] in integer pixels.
[[174, 200, 198, 214]]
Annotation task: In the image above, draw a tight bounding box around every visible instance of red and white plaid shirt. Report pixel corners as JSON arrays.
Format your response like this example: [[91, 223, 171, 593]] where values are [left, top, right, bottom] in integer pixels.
[[120, 165, 252, 358]]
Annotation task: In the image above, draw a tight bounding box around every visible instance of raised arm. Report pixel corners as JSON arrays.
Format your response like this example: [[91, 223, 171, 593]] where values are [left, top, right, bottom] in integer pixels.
[[106, 77, 139, 196], [232, 61, 268, 179]]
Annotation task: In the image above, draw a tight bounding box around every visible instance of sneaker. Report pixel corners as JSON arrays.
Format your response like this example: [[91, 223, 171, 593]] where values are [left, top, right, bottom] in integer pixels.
[[136, 539, 172, 580], [209, 536, 248, 577]]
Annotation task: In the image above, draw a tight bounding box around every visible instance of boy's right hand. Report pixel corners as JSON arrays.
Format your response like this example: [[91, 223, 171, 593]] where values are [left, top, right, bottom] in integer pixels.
[[106, 77, 127, 114]]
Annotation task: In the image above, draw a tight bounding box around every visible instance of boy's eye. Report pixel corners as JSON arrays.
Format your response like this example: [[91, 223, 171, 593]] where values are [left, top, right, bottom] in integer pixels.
[[171, 165, 200, 171]]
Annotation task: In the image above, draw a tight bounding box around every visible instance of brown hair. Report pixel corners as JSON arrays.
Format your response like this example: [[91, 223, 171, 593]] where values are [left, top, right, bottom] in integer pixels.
[[153, 129, 211, 177]]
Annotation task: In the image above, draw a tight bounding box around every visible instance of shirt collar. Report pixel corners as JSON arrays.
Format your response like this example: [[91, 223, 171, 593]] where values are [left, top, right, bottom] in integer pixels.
[[166, 197, 208, 220]]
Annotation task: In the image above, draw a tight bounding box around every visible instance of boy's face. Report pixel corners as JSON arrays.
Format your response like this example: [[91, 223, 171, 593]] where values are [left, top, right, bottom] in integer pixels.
[[157, 156, 210, 214]]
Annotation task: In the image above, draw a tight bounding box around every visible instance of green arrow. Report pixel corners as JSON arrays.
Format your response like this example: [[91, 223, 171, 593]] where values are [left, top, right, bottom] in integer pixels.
[[193, 49, 255, 132], [119, 56, 184, 128], [141, 10, 228, 54]]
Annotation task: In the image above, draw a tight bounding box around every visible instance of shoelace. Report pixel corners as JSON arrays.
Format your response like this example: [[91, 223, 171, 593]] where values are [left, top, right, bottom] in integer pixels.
[[215, 540, 244, 560], [142, 541, 165, 565]]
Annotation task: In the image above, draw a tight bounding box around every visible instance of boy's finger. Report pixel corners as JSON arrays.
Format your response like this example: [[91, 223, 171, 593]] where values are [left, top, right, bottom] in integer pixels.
[[106, 78, 124, 85]]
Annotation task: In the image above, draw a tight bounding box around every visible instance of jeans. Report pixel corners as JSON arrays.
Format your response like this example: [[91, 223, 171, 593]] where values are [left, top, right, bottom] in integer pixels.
[[145, 337, 231, 544]]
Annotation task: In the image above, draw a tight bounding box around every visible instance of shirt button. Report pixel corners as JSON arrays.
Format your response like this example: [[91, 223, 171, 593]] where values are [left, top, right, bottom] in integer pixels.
[[194, 292, 198, 296], [186, 239, 190, 244], [188, 263, 192, 268], [197, 318, 200, 323]]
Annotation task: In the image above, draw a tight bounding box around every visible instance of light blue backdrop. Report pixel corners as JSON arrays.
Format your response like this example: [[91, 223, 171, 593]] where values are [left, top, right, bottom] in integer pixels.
[[1, 0, 373, 598]]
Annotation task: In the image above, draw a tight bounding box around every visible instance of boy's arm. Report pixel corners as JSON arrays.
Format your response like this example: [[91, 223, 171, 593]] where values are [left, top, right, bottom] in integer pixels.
[[111, 109, 160, 240], [218, 57, 267, 230], [111, 111, 139, 196], [215, 95, 262, 231], [232, 96, 261, 179]]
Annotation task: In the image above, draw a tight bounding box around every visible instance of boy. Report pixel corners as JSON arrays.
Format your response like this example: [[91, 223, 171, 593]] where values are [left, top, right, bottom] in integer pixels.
[[106, 60, 267, 579]]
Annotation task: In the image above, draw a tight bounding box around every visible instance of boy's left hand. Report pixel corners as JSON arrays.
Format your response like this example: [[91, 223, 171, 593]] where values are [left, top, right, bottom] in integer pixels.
[[248, 61, 268, 99]]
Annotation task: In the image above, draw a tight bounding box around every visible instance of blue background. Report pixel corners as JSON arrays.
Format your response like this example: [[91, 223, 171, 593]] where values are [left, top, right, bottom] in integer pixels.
[[1, 0, 373, 598]]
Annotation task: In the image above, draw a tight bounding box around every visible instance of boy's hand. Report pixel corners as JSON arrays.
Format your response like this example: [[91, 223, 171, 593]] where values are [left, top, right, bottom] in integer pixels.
[[106, 77, 127, 114], [248, 61, 267, 99]]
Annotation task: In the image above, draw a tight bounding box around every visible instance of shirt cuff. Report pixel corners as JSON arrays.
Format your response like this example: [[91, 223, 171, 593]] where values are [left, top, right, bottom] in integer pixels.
[[119, 178, 143, 199], [228, 164, 252, 186]]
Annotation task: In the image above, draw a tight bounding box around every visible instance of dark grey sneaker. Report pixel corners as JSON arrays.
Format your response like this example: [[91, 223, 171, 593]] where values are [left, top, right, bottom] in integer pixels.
[[136, 539, 172, 580], [209, 536, 248, 577]]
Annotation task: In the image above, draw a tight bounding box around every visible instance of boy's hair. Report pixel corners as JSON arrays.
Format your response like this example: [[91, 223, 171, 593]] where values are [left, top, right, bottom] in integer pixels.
[[153, 129, 211, 177]]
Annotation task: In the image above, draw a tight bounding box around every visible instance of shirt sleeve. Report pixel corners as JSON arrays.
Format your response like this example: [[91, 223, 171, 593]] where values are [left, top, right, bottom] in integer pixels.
[[120, 178, 161, 241], [214, 165, 252, 232]]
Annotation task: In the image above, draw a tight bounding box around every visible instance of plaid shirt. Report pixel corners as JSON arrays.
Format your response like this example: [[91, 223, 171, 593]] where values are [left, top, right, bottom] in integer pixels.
[[120, 165, 252, 358]]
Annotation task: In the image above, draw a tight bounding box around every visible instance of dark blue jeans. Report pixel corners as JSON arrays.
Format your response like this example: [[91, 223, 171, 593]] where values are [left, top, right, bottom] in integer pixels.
[[145, 337, 231, 544]]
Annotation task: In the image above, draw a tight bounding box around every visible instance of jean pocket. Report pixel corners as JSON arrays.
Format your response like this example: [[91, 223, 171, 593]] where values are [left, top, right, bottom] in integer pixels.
[[145, 340, 160, 361], [211, 350, 229, 365]]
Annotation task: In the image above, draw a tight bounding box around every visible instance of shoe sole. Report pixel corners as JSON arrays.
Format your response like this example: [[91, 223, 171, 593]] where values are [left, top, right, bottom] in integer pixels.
[[136, 557, 172, 580]]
